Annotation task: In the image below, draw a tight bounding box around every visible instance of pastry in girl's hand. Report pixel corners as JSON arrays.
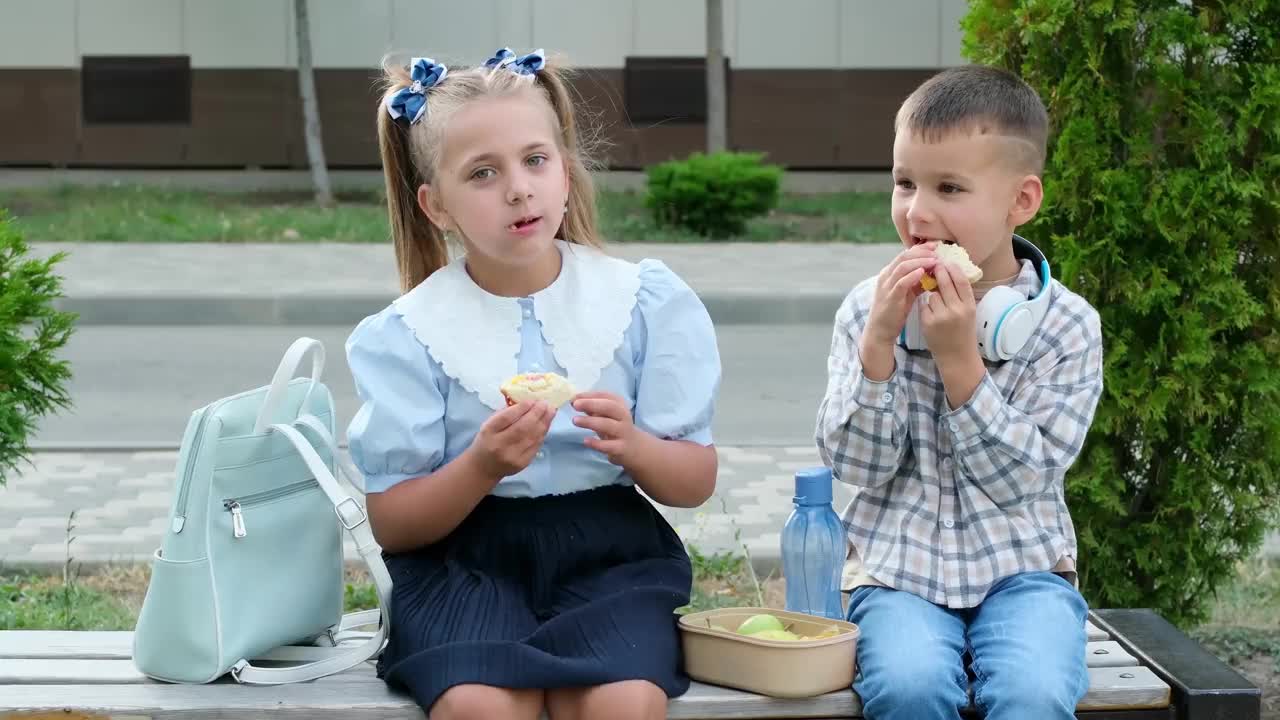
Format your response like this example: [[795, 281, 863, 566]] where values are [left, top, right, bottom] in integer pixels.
[[500, 372, 576, 409], [921, 243, 983, 290]]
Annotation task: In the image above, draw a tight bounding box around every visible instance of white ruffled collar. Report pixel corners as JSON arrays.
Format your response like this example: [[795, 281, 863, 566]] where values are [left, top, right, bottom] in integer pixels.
[[392, 241, 643, 410]]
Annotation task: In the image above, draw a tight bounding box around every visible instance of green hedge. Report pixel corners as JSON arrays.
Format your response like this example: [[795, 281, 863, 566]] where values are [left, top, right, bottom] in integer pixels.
[[645, 151, 782, 238], [0, 211, 76, 486], [963, 1, 1280, 626]]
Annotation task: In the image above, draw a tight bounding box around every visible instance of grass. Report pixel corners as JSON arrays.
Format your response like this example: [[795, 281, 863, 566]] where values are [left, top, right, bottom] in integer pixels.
[[6, 510, 1276, 634], [0, 571, 138, 631], [0, 564, 388, 631], [0, 505, 784, 630], [0, 545, 776, 632], [684, 544, 784, 613], [1, 185, 897, 245], [1188, 557, 1280, 718], [1191, 557, 1280, 672], [6, 554, 1278, 636]]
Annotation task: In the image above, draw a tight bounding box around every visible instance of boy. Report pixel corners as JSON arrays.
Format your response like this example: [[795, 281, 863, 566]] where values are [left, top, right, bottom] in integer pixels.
[[815, 65, 1104, 719]]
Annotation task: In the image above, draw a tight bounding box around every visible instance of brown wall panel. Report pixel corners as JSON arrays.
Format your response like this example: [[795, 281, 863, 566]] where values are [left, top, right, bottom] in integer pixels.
[[0, 67, 932, 169], [630, 123, 706, 167], [0, 70, 79, 165], [730, 70, 844, 168], [187, 70, 293, 167], [298, 69, 383, 168], [836, 69, 936, 168], [79, 124, 188, 165], [566, 69, 707, 170]]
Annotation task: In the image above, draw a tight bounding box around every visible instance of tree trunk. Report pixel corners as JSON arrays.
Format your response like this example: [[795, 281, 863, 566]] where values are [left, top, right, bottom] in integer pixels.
[[294, 0, 334, 207], [706, 0, 728, 153]]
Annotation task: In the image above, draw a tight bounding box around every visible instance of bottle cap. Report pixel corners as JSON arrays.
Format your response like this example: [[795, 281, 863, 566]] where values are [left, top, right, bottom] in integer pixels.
[[793, 466, 833, 506]]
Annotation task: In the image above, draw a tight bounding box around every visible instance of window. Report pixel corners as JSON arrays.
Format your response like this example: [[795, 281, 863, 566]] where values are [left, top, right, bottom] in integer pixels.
[[82, 56, 191, 125], [624, 56, 729, 125]]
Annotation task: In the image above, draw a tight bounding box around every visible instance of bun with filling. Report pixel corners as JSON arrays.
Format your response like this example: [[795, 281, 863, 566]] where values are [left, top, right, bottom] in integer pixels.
[[499, 372, 576, 409], [921, 243, 983, 290]]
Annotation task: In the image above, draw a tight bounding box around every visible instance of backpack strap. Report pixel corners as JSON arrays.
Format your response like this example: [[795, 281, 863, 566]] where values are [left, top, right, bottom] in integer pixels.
[[252, 337, 324, 435], [228, 419, 392, 685], [295, 414, 367, 495]]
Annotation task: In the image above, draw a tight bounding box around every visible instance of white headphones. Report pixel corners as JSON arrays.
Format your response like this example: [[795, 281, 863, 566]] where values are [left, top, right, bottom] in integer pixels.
[[899, 234, 1053, 362]]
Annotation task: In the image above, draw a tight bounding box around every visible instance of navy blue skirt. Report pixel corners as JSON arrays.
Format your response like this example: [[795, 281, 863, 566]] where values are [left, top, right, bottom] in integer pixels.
[[376, 483, 693, 712]]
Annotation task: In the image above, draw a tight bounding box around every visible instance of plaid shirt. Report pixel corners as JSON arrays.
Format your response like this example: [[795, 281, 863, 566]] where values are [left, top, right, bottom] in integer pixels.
[[816, 259, 1104, 608]]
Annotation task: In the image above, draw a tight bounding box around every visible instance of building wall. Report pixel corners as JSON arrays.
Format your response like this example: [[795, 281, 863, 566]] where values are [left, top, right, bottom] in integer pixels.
[[0, 0, 969, 168]]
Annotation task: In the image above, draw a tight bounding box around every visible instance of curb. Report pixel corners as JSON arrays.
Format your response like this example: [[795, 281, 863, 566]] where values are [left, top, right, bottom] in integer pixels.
[[25, 441, 186, 452], [56, 292, 846, 326]]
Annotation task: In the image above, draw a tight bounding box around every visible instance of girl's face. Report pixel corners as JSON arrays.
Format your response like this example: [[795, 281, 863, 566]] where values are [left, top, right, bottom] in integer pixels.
[[420, 92, 570, 274]]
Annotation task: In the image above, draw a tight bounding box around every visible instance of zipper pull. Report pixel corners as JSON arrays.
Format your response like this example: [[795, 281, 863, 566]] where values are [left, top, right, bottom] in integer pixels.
[[229, 502, 247, 538]]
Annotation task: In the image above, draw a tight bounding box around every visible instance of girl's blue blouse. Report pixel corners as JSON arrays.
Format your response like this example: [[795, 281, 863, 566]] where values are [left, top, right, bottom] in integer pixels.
[[345, 242, 721, 496]]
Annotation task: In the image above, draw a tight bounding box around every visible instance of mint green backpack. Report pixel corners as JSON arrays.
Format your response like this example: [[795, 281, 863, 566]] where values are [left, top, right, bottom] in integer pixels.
[[132, 337, 391, 684]]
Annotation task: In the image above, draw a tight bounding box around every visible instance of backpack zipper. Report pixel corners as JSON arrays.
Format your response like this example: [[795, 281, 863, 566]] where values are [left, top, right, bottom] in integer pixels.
[[228, 502, 247, 538], [170, 382, 326, 534], [221, 479, 320, 538], [171, 409, 214, 534]]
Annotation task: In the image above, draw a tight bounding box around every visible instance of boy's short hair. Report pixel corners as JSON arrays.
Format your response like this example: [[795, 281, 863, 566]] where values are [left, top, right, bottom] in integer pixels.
[[895, 65, 1049, 174]]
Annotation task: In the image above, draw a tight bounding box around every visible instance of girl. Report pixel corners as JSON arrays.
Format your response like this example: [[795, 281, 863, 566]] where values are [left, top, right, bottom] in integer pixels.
[[346, 47, 722, 720]]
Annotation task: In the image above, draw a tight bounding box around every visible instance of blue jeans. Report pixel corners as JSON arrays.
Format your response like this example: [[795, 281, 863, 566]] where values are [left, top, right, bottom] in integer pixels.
[[847, 571, 1089, 720]]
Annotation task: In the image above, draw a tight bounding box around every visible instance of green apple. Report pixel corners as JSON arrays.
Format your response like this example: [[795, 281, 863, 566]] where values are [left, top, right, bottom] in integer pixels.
[[749, 629, 801, 641], [735, 613, 786, 636]]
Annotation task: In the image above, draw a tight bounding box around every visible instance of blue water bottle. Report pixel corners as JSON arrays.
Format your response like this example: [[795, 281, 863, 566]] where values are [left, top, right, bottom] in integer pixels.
[[781, 467, 845, 620]]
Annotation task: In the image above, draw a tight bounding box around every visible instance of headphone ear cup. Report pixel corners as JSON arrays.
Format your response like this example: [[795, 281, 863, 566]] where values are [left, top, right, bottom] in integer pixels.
[[976, 286, 1025, 361], [997, 306, 1035, 359]]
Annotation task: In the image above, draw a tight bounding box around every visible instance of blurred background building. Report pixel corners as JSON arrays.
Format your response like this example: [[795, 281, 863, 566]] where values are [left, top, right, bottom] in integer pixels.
[[0, 0, 968, 170]]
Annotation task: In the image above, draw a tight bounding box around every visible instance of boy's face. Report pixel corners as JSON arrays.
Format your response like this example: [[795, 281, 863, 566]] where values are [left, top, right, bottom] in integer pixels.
[[890, 128, 1041, 281]]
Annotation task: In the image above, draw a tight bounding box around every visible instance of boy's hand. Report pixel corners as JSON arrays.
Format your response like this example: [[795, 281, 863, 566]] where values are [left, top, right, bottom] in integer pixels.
[[866, 243, 939, 347], [470, 401, 555, 480], [921, 262, 978, 361], [572, 392, 642, 467]]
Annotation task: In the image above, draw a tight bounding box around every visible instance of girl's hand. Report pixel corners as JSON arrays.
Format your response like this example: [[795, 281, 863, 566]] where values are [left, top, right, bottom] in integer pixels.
[[572, 392, 641, 466], [470, 401, 555, 480], [865, 242, 939, 347]]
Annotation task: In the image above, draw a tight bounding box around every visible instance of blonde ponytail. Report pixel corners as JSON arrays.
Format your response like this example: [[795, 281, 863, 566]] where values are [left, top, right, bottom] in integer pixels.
[[377, 61, 449, 293], [532, 64, 601, 249]]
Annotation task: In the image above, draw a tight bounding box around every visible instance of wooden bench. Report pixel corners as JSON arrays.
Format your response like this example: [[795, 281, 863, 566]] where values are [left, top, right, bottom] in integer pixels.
[[0, 610, 1259, 719]]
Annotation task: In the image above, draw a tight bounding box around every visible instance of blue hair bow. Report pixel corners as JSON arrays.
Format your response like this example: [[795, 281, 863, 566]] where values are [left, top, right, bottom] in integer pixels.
[[385, 57, 448, 125], [483, 47, 545, 76]]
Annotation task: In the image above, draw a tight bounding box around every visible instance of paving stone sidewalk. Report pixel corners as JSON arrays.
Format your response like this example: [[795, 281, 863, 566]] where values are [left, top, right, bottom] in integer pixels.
[[0, 446, 846, 573], [4, 448, 1275, 572]]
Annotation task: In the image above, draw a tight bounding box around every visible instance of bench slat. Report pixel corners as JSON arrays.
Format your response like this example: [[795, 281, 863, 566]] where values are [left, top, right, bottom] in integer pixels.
[[0, 628, 1166, 717], [672, 683, 861, 719], [0, 628, 1121, 665], [0, 659, 383, 685], [0, 681, 859, 719], [0, 630, 134, 660], [0, 658, 149, 685], [1078, 667, 1171, 711], [0, 631, 387, 663], [1086, 640, 1139, 668], [0, 641, 1137, 683], [0, 664, 1169, 715], [0, 624, 1117, 661]]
